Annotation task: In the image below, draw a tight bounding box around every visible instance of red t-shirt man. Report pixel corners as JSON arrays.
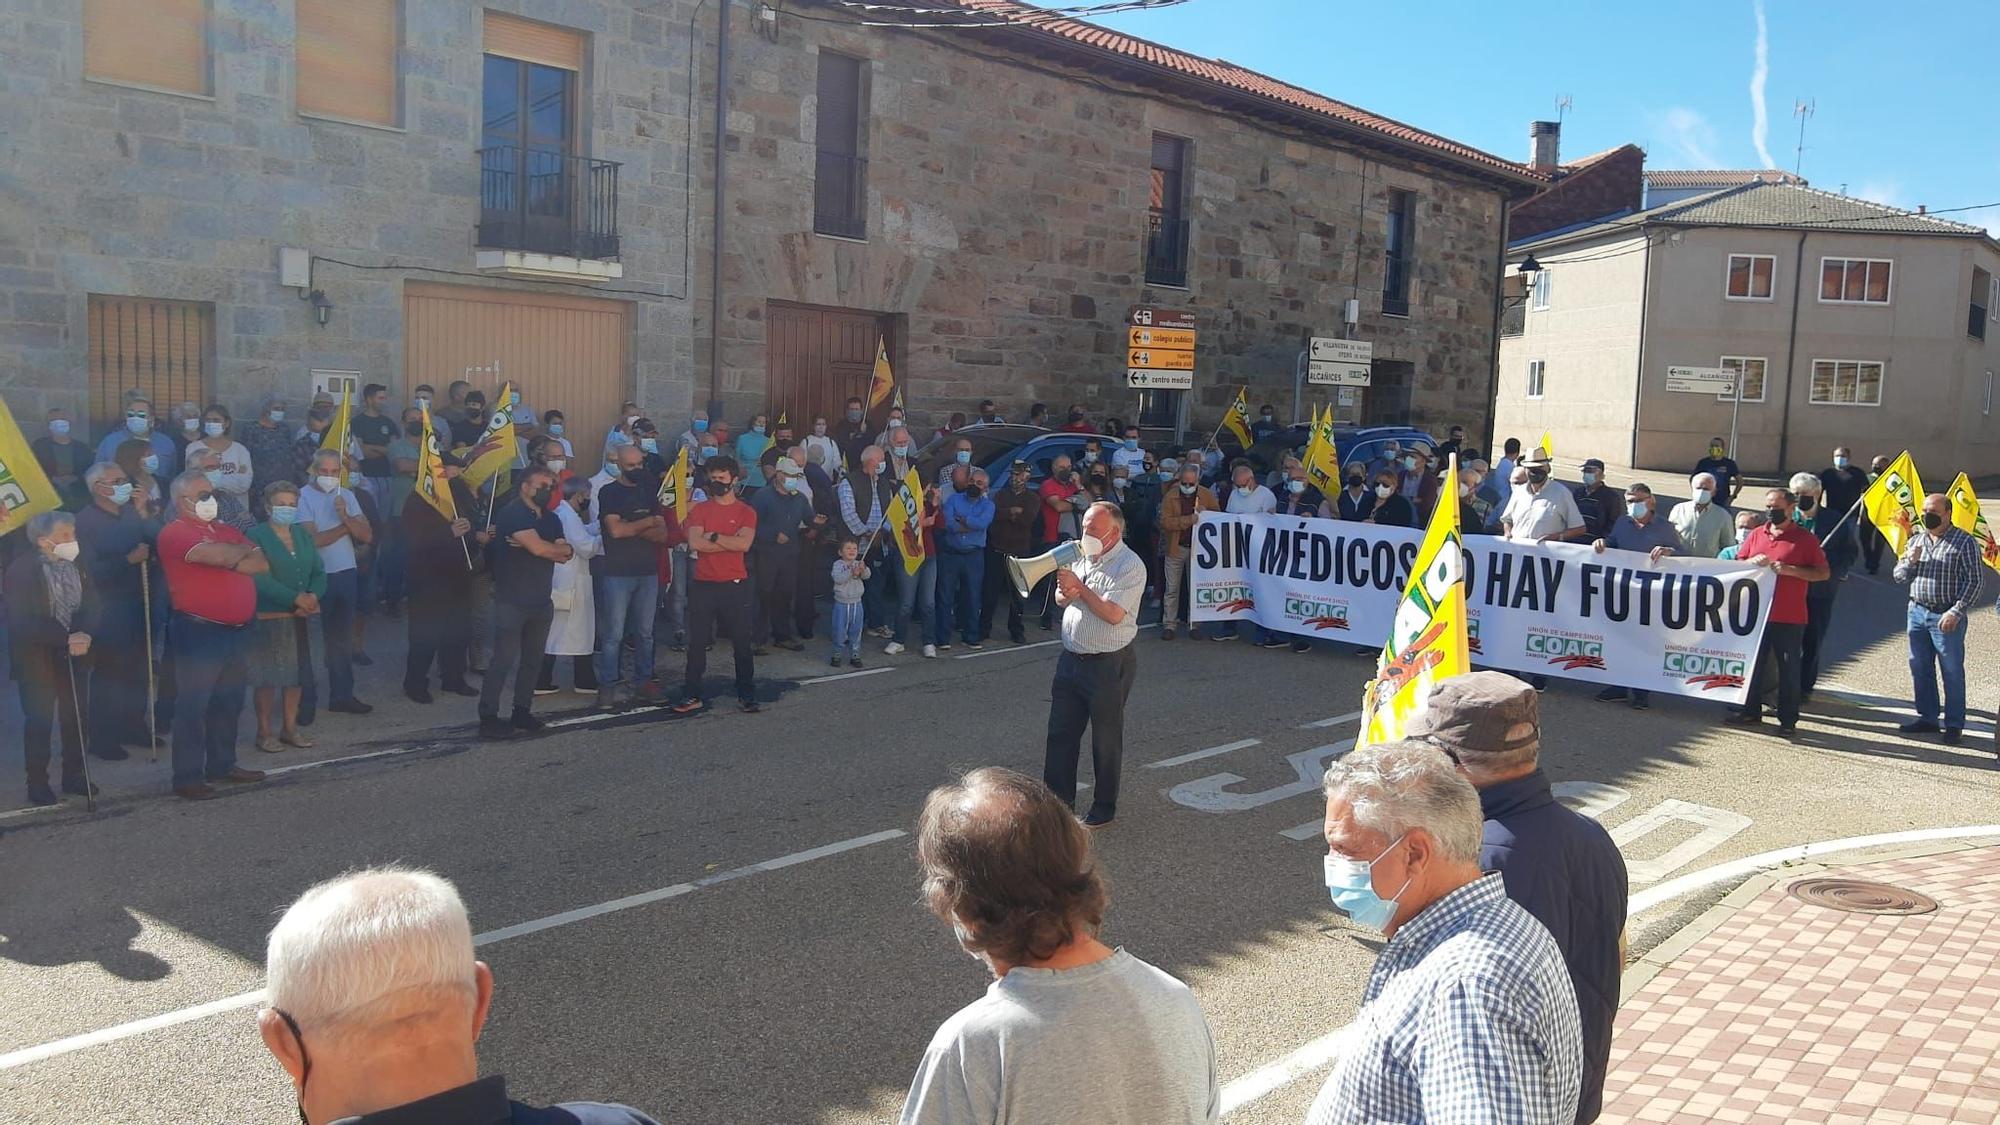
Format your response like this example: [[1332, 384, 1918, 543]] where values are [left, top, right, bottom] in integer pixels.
[[685, 497, 757, 583], [1738, 517, 1829, 625], [158, 515, 257, 626], [1038, 474, 1082, 543]]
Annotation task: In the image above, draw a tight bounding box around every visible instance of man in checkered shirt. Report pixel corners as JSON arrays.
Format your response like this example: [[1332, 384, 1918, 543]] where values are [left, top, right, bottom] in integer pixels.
[[1309, 741, 1581, 1124], [1893, 492, 1986, 744]]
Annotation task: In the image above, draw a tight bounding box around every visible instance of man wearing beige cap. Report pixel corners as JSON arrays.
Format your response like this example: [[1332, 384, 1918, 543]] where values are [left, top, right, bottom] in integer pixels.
[[1407, 671, 1628, 1125]]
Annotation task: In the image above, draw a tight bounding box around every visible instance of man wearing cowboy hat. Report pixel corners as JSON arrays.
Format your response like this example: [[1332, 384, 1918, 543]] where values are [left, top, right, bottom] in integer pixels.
[[1498, 444, 1587, 545]]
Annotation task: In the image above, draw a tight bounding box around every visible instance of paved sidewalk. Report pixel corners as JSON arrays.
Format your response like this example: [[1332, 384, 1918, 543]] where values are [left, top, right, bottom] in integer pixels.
[[1602, 846, 2000, 1123]]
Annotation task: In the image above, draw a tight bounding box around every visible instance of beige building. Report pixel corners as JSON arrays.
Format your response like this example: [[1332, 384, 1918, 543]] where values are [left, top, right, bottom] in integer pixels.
[[1496, 183, 2000, 480]]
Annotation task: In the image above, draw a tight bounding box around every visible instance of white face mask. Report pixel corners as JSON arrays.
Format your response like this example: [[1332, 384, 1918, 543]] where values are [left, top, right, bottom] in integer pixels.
[[1736, 527, 1753, 545], [547, 459, 567, 473], [50, 540, 80, 562], [181, 418, 201, 434], [1080, 532, 1108, 558], [1374, 484, 1393, 499], [193, 497, 219, 522], [1693, 488, 1714, 506], [315, 474, 341, 493]]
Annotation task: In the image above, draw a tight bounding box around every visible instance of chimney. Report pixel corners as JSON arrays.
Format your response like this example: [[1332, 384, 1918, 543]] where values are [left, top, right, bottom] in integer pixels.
[[1530, 120, 1561, 173]]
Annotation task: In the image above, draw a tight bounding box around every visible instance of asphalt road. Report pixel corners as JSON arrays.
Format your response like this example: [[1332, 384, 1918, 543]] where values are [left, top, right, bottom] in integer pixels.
[[2, 563, 1998, 1124]]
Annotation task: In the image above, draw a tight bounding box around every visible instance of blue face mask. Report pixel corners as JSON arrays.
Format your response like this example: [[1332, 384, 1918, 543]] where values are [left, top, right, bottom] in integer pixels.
[[49, 420, 70, 437], [1627, 500, 1648, 520], [639, 437, 659, 454], [203, 469, 223, 485], [126, 414, 149, 434], [699, 447, 717, 461], [1124, 438, 1138, 450], [1322, 837, 1411, 934], [693, 419, 709, 433], [955, 450, 971, 465], [605, 461, 621, 479], [141, 454, 160, 473], [109, 482, 134, 505], [753, 424, 766, 436], [270, 505, 299, 526], [547, 423, 563, 437]]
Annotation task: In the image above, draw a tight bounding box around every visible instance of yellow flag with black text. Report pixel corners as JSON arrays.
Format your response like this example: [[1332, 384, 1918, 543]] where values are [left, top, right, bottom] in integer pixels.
[[1222, 386, 1253, 449], [1303, 405, 1340, 493], [414, 403, 457, 522], [1862, 450, 1923, 558], [1359, 455, 1470, 749], [461, 382, 519, 489], [657, 445, 691, 525], [0, 395, 63, 537], [887, 466, 927, 575], [1947, 472, 2000, 572]]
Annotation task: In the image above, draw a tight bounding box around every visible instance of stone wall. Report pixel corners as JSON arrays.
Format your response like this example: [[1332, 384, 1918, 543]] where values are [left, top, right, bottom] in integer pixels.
[[0, 0, 698, 434], [706, 11, 1513, 442]]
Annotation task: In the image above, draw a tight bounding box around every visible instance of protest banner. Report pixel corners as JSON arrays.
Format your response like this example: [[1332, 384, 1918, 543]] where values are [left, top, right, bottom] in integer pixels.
[[1190, 512, 1778, 703]]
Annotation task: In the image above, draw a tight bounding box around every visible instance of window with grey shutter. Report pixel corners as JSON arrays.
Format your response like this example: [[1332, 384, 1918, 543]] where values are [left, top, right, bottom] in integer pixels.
[[815, 53, 867, 239]]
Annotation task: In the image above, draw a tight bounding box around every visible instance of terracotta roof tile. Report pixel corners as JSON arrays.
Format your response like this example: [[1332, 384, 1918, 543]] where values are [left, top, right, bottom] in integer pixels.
[[1644, 169, 1806, 188]]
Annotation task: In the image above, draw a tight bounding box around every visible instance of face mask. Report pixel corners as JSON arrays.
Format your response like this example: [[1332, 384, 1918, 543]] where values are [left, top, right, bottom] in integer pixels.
[[270, 505, 299, 526], [708, 478, 732, 495], [784, 477, 801, 494], [1737, 527, 1753, 545], [50, 540, 80, 562], [1581, 471, 1598, 486], [414, 397, 431, 409], [127, 415, 149, 434], [847, 409, 863, 422], [547, 423, 564, 437], [466, 413, 485, 426], [1260, 412, 1274, 421], [193, 497, 219, 522], [141, 454, 159, 473], [1923, 511, 1944, 531], [1833, 455, 1849, 470], [699, 447, 716, 461], [531, 485, 554, 508], [955, 450, 971, 465], [1693, 488, 1713, 506], [1766, 507, 1787, 526], [1055, 469, 1073, 483], [893, 445, 910, 457], [1402, 457, 1418, 471], [547, 459, 567, 473], [1627, 500, 1648, 520], [203, 469, 222, 485], [510, 392, 521, 406], [1323, 837, 1412, 934], [1459, 482, 1472, 498], [813, 423, 827, 436], [1083, 451, 1098, 464], [316, 475, 340, 493], [640, 438, 659, 454], [1527, 468, 1549, 485], [1797, 495, 1815, 512], [181, 418, 201, 434], [1348, 478, 1364, 491], [1374, 484, 1393, 499], [406, 421, 424, 437], [1709, 446, 1724, 458], [1080, 533, 1107, 557], [870, 460, 884, 475], [1287, 480, 1306, 494], [1178, 482, 1197, 495], [1160, 460, 1179, 475], [49, 420, 70, 436], [108, 482, 134, 505], [1124, 438, 1138, 450], [1114, 478, 1129, 490], [753, 424, 766, 435]]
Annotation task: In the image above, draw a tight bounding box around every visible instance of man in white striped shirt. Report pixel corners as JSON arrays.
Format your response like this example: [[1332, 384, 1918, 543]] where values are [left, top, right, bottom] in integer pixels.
[[1043, 501, 1146, 829]]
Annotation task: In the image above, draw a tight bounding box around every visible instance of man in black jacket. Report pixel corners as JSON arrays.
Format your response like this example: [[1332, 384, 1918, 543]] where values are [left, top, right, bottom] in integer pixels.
[[7, 512, 99, 805], [1408, 671, 1627, 1125]]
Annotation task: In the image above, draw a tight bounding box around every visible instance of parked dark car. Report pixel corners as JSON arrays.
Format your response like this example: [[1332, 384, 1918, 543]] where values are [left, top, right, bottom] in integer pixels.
[[913, 423, 1098, 491], [1236, 424, 1439, 480]]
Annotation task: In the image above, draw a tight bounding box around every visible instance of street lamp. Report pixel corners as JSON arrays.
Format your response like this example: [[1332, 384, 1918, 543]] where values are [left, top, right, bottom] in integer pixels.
[[1504, 255, 1542, 308]]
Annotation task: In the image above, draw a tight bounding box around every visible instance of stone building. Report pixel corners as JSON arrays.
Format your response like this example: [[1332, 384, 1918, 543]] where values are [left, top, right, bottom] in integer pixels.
[[709, 0, 1543, 441]]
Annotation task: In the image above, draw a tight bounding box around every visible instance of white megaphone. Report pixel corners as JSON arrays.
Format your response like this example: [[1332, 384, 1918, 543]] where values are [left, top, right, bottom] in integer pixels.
[[1007, 539, 1085, 599]]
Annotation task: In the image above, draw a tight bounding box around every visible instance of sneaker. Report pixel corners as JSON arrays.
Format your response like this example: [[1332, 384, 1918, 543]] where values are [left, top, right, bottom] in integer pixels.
[[884, 641, 906, 655], [1162, 627, 1178, 640], [670, 696, 705, 714], [937, 643, 953, 652], [1256, 637, 1287, 649], [26, 781, 57, 807], [511, 710, 545, 733], [573, 683, 596, 695], [848, 657, 864, 668], [922, 644, 937, 658], [751, 644, 770, 656], [635, 680, 667, 704], [597, 687, 624, 711], [1210, 631, 1233, 642], [1290, 640, 1312, 653], [477, 717, 515, 740], [533, 685, 560, 696], [1595, 687, 1628, 703], [830, 655, 844, 667], [739, 698, 762, 714], [966, 642, 985, 651]]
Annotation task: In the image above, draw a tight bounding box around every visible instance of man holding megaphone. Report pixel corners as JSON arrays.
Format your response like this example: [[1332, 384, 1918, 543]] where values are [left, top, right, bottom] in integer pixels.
[[1019, 500, 1146, 829]]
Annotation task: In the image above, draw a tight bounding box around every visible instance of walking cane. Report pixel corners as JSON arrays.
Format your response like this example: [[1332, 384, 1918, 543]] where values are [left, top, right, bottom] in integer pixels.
[[65, 650, 97, 814], [141, 562, 159, 762]]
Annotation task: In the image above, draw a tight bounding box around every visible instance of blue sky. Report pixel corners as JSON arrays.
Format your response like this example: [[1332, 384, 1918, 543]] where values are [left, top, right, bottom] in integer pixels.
[[1096, 0, 1998, 233]]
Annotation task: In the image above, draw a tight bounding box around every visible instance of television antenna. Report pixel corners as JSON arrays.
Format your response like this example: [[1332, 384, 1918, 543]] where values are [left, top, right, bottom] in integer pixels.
[[1793, 99, 1815, 178], [1555, 95, 1573, 127]]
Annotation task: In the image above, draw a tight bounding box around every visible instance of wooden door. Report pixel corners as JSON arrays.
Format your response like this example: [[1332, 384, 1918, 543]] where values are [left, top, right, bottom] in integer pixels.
[[765, 301, 893, 431]]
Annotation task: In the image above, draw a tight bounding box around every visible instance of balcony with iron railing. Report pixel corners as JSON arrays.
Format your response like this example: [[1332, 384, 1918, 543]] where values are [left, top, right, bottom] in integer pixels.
[[814, 150, 869, 240], [1145, 213, 1190, 288], [476, 145, 622, 279], [1382, 252, 1411, 317]]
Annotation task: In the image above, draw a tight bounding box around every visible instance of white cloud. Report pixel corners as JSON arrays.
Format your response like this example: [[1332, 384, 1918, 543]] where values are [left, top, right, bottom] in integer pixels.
[[1750, 0, 1776, 169], [1661, 108, 1721, 167]]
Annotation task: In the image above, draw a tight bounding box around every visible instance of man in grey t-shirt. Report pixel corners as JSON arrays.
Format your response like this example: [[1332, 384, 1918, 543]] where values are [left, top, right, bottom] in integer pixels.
[[901, 767, 1219, 1125]]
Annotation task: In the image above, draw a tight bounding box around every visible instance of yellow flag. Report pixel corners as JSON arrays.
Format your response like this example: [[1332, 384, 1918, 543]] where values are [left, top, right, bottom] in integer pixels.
[[461, 381, 519, 489], [1539, 429, 1556, 464], [1359, 455, 1470, 749], [1222, 386, 1254, 448], [1861, 450, 1924, 558], [867, 337, 895, 413], [887, 466, 928, 575], [319, 386, 353, 487], [1304, 405, 1341, 493], [1947, 472, 2000, 572], [414, 403, 457, 521], [0, 395, 63, 538], [657, 445, 691, 525]]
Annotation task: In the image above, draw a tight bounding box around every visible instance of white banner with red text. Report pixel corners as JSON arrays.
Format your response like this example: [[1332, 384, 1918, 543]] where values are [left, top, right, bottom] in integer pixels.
[[1188, 512, 1777, 703]]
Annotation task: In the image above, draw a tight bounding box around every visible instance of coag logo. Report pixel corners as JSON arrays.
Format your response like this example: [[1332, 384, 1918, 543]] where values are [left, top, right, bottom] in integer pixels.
[[1665, 651, 1745, 691], [1466, 614, 1483, 655], [1196, 584, 1255, 613], [1284, 596, 1349, 631], [1525, 631, 1605, 671]]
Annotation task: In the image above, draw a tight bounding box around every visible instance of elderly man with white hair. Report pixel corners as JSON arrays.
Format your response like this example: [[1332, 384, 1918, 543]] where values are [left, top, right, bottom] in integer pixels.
[[1788, 470, 1859, 703], [1308, 741, 1581, 1125], [260, 868, 660, 1125], [1668, 471, 1733, 559]]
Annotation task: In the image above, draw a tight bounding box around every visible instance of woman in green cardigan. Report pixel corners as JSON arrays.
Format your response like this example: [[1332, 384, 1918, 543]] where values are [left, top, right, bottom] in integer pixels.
[[248, 480, 326, 752]]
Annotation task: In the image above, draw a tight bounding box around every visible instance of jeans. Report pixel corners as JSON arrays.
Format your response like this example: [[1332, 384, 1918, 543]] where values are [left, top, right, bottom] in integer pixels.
[[685, 579, 756, 702], [1907, 603, 1968, 729], [469, 572, 495, 669], [1801, 590, 1838, 699], [753, 544, 800, 644], [317, 568, 359, 703], [662, 549, 691, 640], [167, 615, 246, 789], [480, 601, 554, 719], [935, 550, 984, 646], [1043, 646, 1138, 817], [1745, 621, 1805, 728], [893, 555, 937, 646], [595, 574, 660, 687], [830, 600, 864, 658], [17, 650, 84, 789]]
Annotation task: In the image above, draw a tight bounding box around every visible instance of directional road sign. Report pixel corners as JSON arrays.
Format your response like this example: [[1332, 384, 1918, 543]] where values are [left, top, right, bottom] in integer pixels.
[[1128, 348, 1195, 371], [1127, 369, 1194, 389], [1128, 326, 1197, 350], [1307, 336, 1373, 386], [1664, 366, 1737, 395], [1129, 306, 1196, 331]]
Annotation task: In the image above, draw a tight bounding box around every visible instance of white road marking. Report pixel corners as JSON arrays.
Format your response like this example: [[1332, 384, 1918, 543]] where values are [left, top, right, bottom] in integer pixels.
[[263, 745, 434, 776], [1148, 738, 1262, 770], [1169, 743, 1348, 813], [1298, 710, 1363, 729], [1628, 823, 2000, 916], [796, 667, 895, 685], [1220, 1024, 1353, 1116], [955, 638, 1061, 659], [546, 705, 669, 729], [0, 828, 907, 1073], [1608, 799, 1753, 884], [0, 803, 60, 822]]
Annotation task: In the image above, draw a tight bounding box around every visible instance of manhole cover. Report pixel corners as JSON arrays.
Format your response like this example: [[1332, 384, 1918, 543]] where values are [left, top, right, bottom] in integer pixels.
[[1787, 877, 1939, 916]]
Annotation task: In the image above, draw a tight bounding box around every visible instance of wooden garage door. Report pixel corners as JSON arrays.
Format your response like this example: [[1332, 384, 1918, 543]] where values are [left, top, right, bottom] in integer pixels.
[[766, 301, 894, 433], [403, 282, 630, 450]]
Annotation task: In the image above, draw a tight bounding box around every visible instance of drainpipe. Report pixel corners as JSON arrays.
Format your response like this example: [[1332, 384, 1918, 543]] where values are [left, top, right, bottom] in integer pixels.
[[1483, 195, 1511, 457], [707, 0, 731, 416], [1775, 230, 1808, 475], [1629, 233, 1654, 468]]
